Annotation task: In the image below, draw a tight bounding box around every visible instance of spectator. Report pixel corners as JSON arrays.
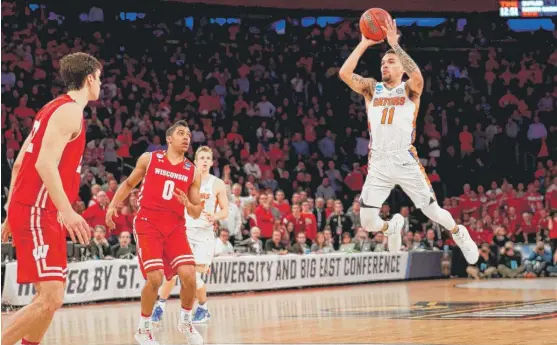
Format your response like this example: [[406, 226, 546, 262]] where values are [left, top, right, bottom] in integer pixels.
[[111, 231, 136, 259], [313, 197, 327, 232], [265, 229, 287, 254], [422, 229, 442, 251], [89, 225, 112, 260], [215, 229, 235, 256], [498, 242, 526, 278], [346, 201, 362, 230], [255, 194, 274, 240], [524, 242, 552, 277], [220, 198, 242, 242], [353, 228, 372, 252], [311, 231, 334, 254], [289, 232, 310, 254], [243, 155, 262, 179], [327, 200, 353, 249], [301, 201, 317, 241], [82, 191, 110, 234], [372, 232, 387, 252], [466, 242, 497, 279], [239, 226, 264, 254], [256, 95, 276, 118], [339, 232, 355, 253], [315, 177, 336, 200]]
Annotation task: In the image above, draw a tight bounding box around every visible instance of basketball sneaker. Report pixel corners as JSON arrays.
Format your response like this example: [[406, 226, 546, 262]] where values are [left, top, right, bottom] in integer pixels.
[[192, 306, 211, 323], [453, 225, 479, 264], [178, 314, 204, 345], [152, 304, 164, 323], [386, 214, 403, 253], [134, 329, 160, 345]]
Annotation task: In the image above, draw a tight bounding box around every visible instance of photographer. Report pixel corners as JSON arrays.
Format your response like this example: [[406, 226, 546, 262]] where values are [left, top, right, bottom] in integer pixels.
[[497, 242, 525, 278], [524, 242, 552, 277], [466, 242, 498, 279]]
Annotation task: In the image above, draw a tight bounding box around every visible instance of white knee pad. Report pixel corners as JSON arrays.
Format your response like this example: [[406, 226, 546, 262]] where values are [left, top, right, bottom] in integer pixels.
[[421, 201, 456, 231], [360, 207, 384, 233], [196, 271, 205, 289]]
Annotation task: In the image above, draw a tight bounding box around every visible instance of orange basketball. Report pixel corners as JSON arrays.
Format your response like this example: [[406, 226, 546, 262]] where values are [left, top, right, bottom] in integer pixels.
[[359, 8, 392, 41]]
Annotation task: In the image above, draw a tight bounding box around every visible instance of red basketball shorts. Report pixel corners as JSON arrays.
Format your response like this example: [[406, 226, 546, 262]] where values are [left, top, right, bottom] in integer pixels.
[[133, 211, 195, 280], [8, 202, 68, 284]]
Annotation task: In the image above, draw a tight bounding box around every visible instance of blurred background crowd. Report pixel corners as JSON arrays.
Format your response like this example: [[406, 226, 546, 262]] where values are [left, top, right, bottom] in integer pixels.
[[1, 0, 557, 278]]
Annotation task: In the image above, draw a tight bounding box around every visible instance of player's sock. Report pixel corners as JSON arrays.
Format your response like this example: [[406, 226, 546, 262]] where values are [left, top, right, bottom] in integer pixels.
[[138, 312, 152, 331], [157, 298, 167, 311], [181, 307, 193, 323], [197, 301, 207, 310], [22, 339, 39, 345]]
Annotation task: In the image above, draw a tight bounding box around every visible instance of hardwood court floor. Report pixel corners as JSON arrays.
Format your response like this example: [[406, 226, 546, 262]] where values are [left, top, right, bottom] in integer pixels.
[[2, 279, 557, 345]]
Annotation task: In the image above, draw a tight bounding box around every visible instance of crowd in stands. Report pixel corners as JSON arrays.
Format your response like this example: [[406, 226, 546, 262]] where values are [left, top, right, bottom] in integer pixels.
[[1, 2, 557, 278]]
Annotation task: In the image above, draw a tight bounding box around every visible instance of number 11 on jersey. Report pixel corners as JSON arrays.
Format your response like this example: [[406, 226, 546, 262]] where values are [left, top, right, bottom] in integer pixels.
[[381, 107, 395, 125]]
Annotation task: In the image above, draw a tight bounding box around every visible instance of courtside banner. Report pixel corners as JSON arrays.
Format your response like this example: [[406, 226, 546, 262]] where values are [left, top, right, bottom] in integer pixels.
[[2, 252, 408, 306]]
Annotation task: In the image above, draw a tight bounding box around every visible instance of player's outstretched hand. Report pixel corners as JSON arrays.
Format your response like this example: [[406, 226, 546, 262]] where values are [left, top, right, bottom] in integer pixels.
[[105, 206, 119, 230], [361, 35, 383, 48], [1, 219, 12, 243], [381, 18, 399, 47], [173, 188, 189, 206], [61, 209, 90, 245], [204, 211, 215, 224]]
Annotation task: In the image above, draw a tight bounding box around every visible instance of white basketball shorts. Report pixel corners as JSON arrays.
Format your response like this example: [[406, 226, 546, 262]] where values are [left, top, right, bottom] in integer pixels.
[[360, 147, 436, 210], [187, 228, 216, 266]]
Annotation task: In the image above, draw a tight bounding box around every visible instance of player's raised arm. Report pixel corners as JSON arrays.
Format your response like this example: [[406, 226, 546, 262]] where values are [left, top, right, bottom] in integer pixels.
[[339, 36, 382, 97], [106, 152, 150, 229], [382, 18, 424, 97], [35, 103, 90, 244], [212, 179, 230, 222]]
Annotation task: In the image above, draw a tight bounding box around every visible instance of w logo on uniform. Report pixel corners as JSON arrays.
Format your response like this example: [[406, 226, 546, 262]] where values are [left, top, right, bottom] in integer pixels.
[[32, 245, 50, 261]]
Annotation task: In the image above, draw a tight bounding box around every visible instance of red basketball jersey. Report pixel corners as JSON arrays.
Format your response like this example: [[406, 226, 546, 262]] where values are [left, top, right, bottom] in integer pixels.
[[137, 150, 196, 220], [12, 95, 85, 210]]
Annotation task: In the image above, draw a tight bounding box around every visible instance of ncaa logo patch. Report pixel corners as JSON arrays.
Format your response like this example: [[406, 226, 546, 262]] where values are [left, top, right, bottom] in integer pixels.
[[156, 153, 164, 159], [375, 84, 383, 94], [396, 88, 404, 94], [185, 162, 192, 170]]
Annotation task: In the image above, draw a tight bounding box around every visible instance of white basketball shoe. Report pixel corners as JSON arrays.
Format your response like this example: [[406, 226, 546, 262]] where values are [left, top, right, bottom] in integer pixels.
[[452, 225, 479, 264], [386, 214, 404, 253], [178, 316, 204, 345], [134, 329, 160, 345]]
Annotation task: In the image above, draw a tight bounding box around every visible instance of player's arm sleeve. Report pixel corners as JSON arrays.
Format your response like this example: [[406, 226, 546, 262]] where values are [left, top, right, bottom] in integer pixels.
[[108, 152, 150, 208], [214, 180, 229, 221], [391, 44, 424, 96], [35, 102, 84, 214]]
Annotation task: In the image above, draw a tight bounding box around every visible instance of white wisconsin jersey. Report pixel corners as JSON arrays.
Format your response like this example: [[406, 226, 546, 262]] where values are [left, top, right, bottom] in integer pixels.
[[186, 174, 218, 231], [367, 81, 417, 152]]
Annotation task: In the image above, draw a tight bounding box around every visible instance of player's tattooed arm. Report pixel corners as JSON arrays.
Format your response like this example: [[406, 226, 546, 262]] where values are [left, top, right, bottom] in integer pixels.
[[391, 44, 418, 75], [341, 73, 377, 97], [383, 18, 423, 96], [339, 38, 381, 98]]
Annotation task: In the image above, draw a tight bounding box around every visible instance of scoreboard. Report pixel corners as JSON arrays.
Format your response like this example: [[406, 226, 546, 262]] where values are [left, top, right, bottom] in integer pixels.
[[499, 0, 557, 17]]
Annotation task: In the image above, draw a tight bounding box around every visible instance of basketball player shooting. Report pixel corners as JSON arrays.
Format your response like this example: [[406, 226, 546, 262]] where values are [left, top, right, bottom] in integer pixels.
[[1, 52, 101, 345], [339, 18, 479, 264], [152, 146, 229, 324], [105, 120, 203, 345]]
